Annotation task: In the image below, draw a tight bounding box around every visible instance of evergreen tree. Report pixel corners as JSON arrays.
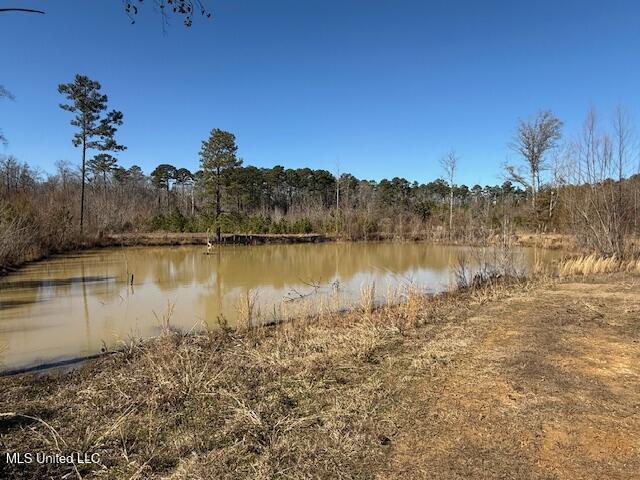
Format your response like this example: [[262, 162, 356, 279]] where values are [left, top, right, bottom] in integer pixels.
[[200, 129, 242, 241], [175, 167, 194, 213], [128, 165, 145, 183], [150, 164, 177, 210], [87, 153, 118, 190], [112, 166, 129, 185], [175, 167, 194, 188], [58, 74, 125, 233]]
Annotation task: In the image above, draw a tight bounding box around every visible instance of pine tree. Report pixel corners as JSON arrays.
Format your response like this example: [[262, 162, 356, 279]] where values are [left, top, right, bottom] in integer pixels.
[[58, 74, 126, 233], [87, 153, 118, 192], [150, 164, 177, 211], [200, 129, 242, 241]]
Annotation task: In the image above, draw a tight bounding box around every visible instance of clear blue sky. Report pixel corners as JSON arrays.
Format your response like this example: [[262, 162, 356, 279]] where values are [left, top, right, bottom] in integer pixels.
[[1, 0, 639, 186]]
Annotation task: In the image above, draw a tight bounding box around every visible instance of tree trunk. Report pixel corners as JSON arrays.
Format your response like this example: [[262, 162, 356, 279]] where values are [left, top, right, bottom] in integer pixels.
[[448, 188, 453, 239], [80, 140, 86, 234], [336, 175, 340, 235], [215, 167, 221, 242], [531, 171, 538, 231], [531, 171, 536, 211]]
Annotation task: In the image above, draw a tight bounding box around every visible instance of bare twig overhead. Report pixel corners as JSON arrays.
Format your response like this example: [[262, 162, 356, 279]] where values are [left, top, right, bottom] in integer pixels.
[[0, 8, 45, 14]]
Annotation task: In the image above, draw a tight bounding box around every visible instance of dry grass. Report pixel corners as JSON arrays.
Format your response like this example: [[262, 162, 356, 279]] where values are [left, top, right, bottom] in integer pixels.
[[0, 200, 100, 274], [514, 232, 575, 250], [0, 282, 477, 480], [235, 289, 261, 330], [359, 282, 376, 315], [559, 254, 640, 276]]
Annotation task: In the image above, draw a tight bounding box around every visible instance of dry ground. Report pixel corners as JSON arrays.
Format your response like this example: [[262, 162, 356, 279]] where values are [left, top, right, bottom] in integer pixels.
[[1, 274, 639, 479], [384, 274, 640, 479], [513, 232, 575, 250]]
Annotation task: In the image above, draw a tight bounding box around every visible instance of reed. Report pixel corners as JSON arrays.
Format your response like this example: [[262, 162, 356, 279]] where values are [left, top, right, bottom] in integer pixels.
[[236, 288, 260, 330], [153, 299, 176, 335], [359, 282, 376, 315], [559, 254, 640, 277]]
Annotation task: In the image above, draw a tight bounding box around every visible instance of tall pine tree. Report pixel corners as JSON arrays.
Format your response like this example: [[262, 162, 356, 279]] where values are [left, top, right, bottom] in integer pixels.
[[200, 129, 242, 241], [58, 75, 125, 233], [150, 164, 177, 211]]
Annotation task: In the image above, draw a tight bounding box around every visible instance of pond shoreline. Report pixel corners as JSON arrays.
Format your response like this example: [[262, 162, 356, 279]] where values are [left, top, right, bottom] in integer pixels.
[[105, 231, 575, 249], [0, 240, 568, 375], [0, 351, 112, 377], [0, 231, 574, 279], [106, 231, 331, 246]]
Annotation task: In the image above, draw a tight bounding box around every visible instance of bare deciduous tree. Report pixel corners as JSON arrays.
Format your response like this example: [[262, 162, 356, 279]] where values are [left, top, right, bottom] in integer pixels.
[[507, 111, 563, 216], [562, 108, 636, 257], [440, 150, 457, 239]]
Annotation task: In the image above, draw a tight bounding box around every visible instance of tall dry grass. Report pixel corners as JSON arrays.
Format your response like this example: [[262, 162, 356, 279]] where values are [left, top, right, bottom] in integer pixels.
[[235, 288, 261, 330], [559, 254, 640, 277], [359, 282, 376, 315], [1, 307, 416, 478]]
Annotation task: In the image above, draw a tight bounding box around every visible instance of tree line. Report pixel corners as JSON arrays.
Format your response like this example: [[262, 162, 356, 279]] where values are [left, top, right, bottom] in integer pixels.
[[1, 73, 639, 272]]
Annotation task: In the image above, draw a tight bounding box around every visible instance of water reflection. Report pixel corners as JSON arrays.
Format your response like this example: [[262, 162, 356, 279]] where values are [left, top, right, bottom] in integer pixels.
[[0, 242, 563, 372]]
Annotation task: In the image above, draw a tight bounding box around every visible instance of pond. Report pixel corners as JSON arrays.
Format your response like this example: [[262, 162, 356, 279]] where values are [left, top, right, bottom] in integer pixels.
[[0, 241, 564, 372]]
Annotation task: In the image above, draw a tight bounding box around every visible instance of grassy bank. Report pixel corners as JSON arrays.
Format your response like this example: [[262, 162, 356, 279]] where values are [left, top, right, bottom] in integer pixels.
[[2, 267, 639, 479], [0, 279, 517, 479]]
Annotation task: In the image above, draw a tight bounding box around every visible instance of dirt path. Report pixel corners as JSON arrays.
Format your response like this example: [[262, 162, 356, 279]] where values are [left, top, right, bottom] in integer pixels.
[[383, 276, 640, 479]]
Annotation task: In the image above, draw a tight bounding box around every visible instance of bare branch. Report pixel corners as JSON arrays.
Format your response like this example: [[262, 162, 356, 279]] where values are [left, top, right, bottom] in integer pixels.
[[0, 8, 45, 14]]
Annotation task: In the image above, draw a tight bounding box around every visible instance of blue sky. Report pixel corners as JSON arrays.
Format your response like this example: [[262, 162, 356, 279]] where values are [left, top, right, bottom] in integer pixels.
[[1, 0, 639, 186]]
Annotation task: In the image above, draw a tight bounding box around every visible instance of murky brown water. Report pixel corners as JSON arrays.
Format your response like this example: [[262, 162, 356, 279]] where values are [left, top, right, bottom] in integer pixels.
[[0, 242, 564, 372]]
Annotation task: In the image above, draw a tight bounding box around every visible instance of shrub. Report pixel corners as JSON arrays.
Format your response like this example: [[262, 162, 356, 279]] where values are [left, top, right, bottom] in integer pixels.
[[292, 217, 313, 234]]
